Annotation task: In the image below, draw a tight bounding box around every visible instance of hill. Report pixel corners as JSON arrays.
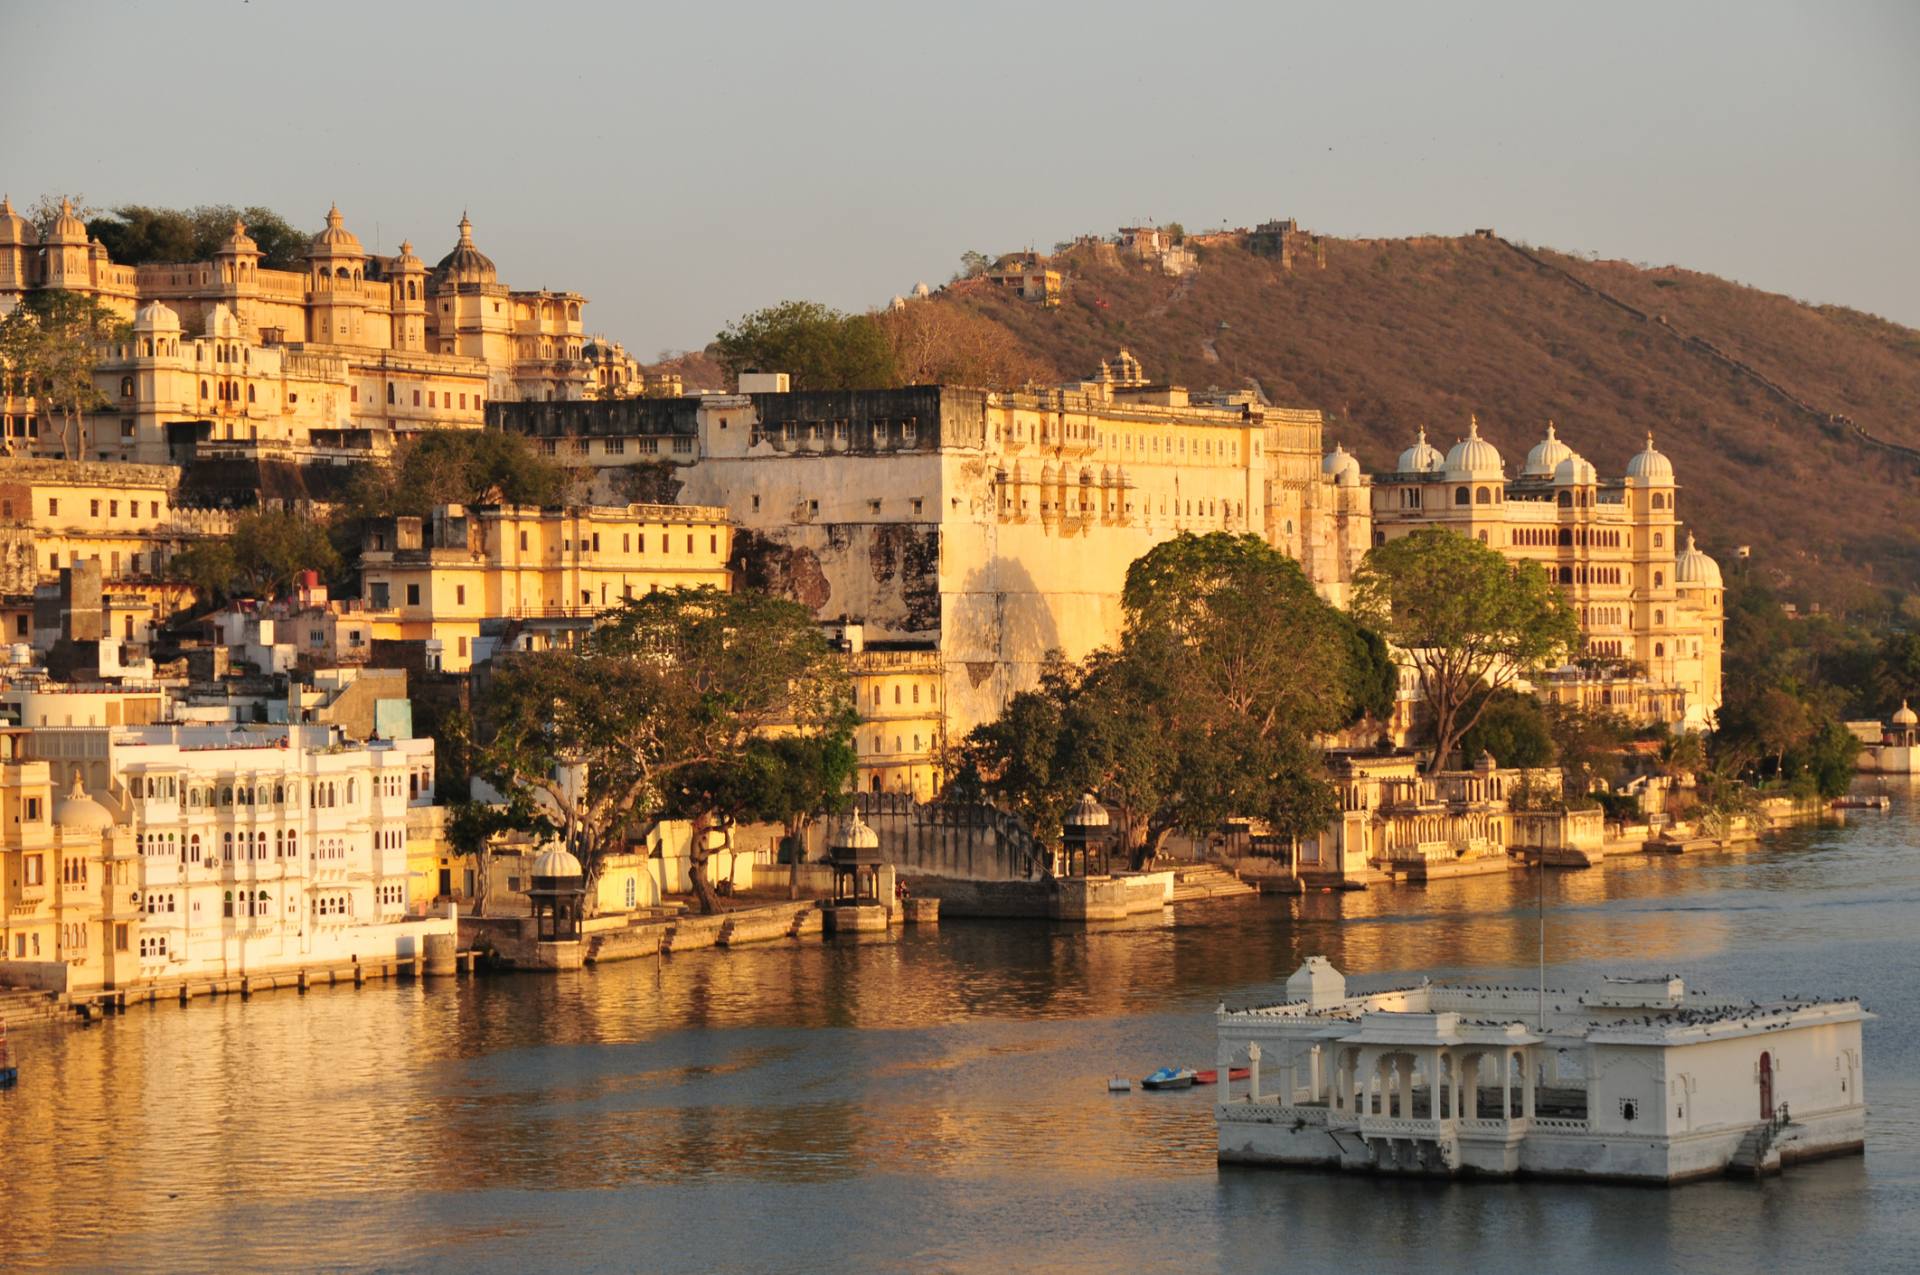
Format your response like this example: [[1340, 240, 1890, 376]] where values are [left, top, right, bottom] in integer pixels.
[[929, 232, 1920, 607]]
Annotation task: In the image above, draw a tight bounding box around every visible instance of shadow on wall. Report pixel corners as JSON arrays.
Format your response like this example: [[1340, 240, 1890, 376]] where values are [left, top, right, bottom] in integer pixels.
[[949, 554, 1064, 727]]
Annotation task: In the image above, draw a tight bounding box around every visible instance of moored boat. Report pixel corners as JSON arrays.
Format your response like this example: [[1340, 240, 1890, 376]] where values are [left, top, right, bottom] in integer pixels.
[[1141, 1066, 1197, 1090], [1193, 1067, 1252, 1085], [0, 1021, 15, 1089]]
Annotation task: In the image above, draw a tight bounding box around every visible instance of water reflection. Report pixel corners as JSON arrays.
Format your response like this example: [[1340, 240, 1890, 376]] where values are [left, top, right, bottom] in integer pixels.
[[2, 795, 1916, 1273]]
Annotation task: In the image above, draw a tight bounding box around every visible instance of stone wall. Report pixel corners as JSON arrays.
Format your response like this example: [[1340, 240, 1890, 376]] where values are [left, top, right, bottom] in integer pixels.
[[854, 793, 1042, 881]]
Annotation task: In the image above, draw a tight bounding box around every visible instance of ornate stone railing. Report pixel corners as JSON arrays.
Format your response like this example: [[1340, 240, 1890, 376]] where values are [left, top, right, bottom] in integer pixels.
[[1218, 1102, 1330, 1127], [1530, 1117, 1590, 1133], [1359, 1116, 1448, 1138]]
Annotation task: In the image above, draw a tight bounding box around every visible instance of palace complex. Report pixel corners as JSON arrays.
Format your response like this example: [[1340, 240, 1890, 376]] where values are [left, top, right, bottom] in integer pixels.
[[496, 359, 1724, 790], [0, 198, 651, 463]]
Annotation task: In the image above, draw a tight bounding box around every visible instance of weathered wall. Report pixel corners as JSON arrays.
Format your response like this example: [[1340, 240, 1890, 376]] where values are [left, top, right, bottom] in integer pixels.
[[855, 793, 1041, 881]]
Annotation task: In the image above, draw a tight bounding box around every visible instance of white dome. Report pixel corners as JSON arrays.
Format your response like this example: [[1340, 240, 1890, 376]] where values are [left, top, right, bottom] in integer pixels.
[[1322, 444, 1361, 487], [835, 810, 880, 850], [1626, 432, 1674, 483], [1397, 426, 1443, 474], [1443, 416, 1504, 480], [1893, 700, 1917, 727], [133, 300, 181, 333], [531, 846, 584, 878], [1523, 421, 1574, 477], [1552, 453, 1597, 486], [1675, 533, 1722, 588], [204, 304, 240, 338], [53, 771, 115, 834], [1065, 792, 1111, 828]]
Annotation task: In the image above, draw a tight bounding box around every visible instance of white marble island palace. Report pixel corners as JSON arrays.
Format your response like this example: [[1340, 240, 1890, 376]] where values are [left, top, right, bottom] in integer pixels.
[[1215, 958, 1870, 1183]]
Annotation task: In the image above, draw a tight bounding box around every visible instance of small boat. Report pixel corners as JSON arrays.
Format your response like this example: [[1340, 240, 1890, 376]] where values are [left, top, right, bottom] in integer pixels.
[[1107, 1076, 1132, 1093], [0, 1022, 15, 1089], [1193, 1067, 1252, 1085], [1831, 795, 1891, 811], [1141, 1066, 1198, 1091]]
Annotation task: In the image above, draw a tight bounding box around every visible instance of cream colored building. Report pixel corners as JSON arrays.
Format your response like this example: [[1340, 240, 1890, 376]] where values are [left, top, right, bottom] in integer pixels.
[[357, 501, 733, 673], [1353, 422, 1723, 730], [1, 199, 610, 463], [0, 681, 447, 995]]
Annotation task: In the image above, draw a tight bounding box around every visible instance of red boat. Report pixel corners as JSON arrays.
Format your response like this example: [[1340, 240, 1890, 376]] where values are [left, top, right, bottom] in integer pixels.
[[1192, 1067, 1251, 1085]]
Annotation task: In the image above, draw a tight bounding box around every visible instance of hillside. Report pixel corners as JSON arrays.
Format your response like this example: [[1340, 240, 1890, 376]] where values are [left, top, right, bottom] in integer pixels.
[[930, 233, 1920, 606]]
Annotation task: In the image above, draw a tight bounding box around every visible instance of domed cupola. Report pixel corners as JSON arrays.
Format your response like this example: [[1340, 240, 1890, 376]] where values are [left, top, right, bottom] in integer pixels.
[[1397, 426, 1444, 474], [307, 203, 365, 259], [0, 195, 36, 246], [1893, 700, 1918, 728], [1552, 453, 1597, 486], [1523, 421, 1574, 477], [133, 300, 182, 333], [45, 197, 88, 245], [432, 212, 497, 286], [1443, 415, 1504, 480], [1674, 533, 1722, 588], [1626, 431, 1674, 483], [218, 217, 259, 257], [53, 770, 116, 835], [1322, 443, 1362, 486]]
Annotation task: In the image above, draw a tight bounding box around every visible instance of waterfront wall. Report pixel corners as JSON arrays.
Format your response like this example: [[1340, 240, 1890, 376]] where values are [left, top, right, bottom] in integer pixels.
[[854, 794, 1043, 881]]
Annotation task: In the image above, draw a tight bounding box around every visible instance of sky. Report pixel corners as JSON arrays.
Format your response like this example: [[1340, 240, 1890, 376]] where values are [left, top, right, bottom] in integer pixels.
[[4, 1, 1916, 358]]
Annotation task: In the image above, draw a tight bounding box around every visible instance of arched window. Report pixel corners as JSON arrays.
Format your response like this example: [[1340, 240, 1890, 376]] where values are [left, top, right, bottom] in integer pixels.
[[407, 281, 417, 300], [1557, 490, 1571, 508], [625, 876, 637, 909], [1654, 572, 1665, 588], [346, 779, 356, 804], [223, 890, 234, 918], [247, 384, 256, 403], [1454, 486, 1470, 506], [120, 376, 134, 397], [1652, 493, 1666, 509], [1653, 532, 1664, 548], [200, 379, 209, 399], [1655, 609, 1665, 625], [1558, 528, 1573, 547], [1476, 486, 1491, 505], [1654, 642, 1665, 658]]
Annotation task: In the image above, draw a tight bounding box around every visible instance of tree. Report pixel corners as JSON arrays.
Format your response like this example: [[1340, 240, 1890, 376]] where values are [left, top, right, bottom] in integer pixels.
[[711, 300, 897, 391], [875, 302, 1054, 388], [87, 204, 312, 271], [958, 251, 992, 279], [1120, 533, 1361, 855], [470, 587, 853, 913], [1459, 689, 1555, 769], [1543, 702, 1631, 806], [168, 509, 340, 602], [345, 428, 570, 521], [0, 290, 126, 458], [1352, 530, 1579, 773]]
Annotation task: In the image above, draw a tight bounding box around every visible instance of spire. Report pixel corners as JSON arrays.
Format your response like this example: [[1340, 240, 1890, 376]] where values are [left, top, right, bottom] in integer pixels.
[[1416, 425, 1427, 446], [1469, 413, 1480, 438], [60, 197, 72, 216], [457, 211, 474, 245], [1546, 420, 1556, 440], [232, 217, 246, 236], [325, 202, 343, 228]]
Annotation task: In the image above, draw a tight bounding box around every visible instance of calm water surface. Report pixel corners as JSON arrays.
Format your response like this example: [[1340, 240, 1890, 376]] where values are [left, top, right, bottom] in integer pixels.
[[4, 790, 1918, 1274]]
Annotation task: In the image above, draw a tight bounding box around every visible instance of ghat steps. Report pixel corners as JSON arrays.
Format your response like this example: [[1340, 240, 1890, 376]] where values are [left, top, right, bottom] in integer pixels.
[[1169, 863, 1259, 903]]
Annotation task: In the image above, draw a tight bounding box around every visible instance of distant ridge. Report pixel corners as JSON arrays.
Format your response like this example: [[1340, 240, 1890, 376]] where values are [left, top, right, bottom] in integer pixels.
[[926, 231, 1920, 604]]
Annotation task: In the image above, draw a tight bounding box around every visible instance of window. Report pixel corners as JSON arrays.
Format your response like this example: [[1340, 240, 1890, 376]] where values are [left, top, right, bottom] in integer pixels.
[[407, 584, 421, 606], [1455, 487, 1470, 506], [115, 922, 129, 951], [23, 853, 43, 886], [910, 498, 923, 516], [808, 500, 819, 517], [24, 796, 39, 821], [47, 498, 57, 516], [456, 585, 466, 605]]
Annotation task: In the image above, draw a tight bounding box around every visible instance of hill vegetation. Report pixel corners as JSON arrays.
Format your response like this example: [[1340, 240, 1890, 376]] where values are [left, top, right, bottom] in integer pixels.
[[922, 232, 1920, 608]]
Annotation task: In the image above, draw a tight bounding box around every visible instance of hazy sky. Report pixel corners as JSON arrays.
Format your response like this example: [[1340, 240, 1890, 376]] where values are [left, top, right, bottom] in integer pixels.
[[5, 1, 1916, 357]]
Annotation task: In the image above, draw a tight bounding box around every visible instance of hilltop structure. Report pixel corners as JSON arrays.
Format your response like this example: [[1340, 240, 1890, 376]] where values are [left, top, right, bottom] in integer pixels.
[[0, 200, 652, 463]]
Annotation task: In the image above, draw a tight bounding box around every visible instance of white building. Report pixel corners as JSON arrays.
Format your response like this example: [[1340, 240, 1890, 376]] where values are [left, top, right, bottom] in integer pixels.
[[1213, 957, 1870, 1183], [2, 680, 447, 992]]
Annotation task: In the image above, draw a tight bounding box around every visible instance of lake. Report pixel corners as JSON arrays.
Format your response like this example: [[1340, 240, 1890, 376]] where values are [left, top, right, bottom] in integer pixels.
[[3, 790, 1916, 1273]]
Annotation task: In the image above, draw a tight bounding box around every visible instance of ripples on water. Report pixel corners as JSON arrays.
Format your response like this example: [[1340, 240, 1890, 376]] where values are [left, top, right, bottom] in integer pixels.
[[4, 792, 1918, 1273]]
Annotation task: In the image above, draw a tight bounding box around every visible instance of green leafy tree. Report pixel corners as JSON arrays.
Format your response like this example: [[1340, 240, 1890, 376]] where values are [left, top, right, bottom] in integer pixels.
[[0, 290, 127, 458], [88, 204, 312, 271], [471, 587, 853, 913], [711, 300, 897, 391], [1543, 701, 1632, 806], [1459, 689, 1555, 769], [1353, 530, 1579, 773], [171, 510, 340, 601]]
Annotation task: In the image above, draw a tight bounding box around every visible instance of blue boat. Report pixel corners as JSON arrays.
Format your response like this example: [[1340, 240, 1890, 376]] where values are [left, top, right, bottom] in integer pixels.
[[0, 1021, 15, 1088], [1141, 1066, 1197, 1091]]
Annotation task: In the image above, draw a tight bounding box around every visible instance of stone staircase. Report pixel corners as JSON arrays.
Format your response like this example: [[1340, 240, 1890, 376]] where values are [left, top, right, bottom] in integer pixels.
[[0, 987, 73, 1030], [1729, 1122, 1784, 1176], [1169, 863, 1260, 904]]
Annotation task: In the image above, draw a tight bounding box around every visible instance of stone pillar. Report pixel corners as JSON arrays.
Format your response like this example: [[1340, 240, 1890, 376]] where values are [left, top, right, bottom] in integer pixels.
[[1247, 1042, 1261, 1103], [1309, 1045, 1323, 1103], [424, 932, 457, 977], [1523, 1051, 1536, 1119]]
